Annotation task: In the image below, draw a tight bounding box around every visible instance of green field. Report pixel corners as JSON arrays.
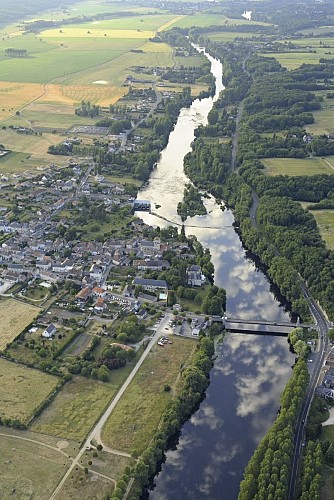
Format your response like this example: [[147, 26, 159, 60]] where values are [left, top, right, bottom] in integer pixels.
[[66, 40, 174, 87], [60, 14, 178, 32], [0, 358, 59, 423], [206, 31, 262, 42], [306, 105, 334, 136], [263, 157, 334, 177], [260, 50, 334, 69], [31, 372, 131, 442], [0, 432, 71, 499], [308, 209, 334, 250], [169, 13, 267, 30], [101, 337, 195, 454]]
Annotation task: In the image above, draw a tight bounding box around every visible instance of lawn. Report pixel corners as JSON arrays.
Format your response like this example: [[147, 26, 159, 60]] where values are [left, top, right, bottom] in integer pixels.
[[30, 373, 131, 442], [262, 157, 334, 177], [101, 336, 196, 454], [0, 357, 59, 423], [0, 298, 41, 349], [308, 209, 334, 250], [0, 432, 71, 499]]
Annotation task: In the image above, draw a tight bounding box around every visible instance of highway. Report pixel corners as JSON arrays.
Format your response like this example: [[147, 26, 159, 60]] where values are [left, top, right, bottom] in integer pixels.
[[288, 285, 329, 499]]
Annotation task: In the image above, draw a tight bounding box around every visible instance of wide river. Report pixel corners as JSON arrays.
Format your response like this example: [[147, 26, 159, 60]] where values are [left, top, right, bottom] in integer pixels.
[[136, 48, 295, 500]]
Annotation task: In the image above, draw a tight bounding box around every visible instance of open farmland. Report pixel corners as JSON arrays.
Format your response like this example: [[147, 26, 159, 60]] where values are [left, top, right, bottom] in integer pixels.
[[260, 36, 334, 69], [262, 157, 334, 176], [0, 299, 40, 349], [57, 14, 180, 32], [31, 372, 131, 442], [0, 358, 59, 423], [102, 336, 196, 454], [260, 50, 334, 69], [66, 40, 174, 87], [0, 432, 70, 500]]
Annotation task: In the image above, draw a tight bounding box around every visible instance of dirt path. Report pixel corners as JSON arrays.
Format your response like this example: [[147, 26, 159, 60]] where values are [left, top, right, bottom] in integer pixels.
[[49, 314, 171, 500], [0, 431, 71, 459]]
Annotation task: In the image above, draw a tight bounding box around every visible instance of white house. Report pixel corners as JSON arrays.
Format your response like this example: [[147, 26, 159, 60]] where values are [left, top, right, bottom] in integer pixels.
[[42, 324, 57, 339]]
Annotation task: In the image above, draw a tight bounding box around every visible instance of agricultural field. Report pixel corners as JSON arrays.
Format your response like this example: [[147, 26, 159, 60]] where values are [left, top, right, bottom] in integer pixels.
[[0, 357, 59, 423], [0, 432, 71, 500], [308, 209, 334, 250], [67, 40, 174, 87], [0, 298, 41, 349], [262, 157, 334, 177], [206, 31, 263, 42], [31, 373, 131, 442], [260, 50, 334, 69], [56, 14, 179, 32], [101, 336, 196, 454], [260, 36, 334, 69], [168, 13, 266, 30]]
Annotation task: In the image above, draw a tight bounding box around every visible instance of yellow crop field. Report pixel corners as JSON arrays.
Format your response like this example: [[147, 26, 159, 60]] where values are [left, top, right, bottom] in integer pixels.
[[158, 15, 186, 32], [60, 84, 127, 105], [40, 28, 154, 39], [0, 82, 44, 121], [0, 299, 41, 350]]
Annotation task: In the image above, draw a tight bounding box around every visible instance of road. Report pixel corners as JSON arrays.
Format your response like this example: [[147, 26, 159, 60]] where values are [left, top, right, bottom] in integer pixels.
[[48, 312, 171, 500], [288, 287, 329, 499]]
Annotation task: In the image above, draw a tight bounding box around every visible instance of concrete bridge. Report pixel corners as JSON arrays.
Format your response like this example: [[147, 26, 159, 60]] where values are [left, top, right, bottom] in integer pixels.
[[220, 316, 316, 336]]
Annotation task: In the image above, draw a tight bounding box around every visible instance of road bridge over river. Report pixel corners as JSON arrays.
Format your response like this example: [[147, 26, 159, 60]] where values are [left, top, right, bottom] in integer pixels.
[[222, 316, 316, 336]]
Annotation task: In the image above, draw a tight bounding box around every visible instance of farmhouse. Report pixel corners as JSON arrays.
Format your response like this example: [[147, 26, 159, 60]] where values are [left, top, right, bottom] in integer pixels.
[[42, 324, 57, 339]]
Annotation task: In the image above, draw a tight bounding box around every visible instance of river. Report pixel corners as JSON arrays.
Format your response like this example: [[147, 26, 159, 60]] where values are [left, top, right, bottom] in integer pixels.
[[136, 48, 295, 499]]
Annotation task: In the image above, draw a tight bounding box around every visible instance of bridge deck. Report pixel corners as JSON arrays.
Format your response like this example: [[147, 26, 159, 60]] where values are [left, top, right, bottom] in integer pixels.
[[224, 322, 293, 336]]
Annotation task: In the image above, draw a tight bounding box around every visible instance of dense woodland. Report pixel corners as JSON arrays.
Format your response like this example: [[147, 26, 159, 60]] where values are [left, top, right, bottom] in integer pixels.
[[182, 33, 334, 322]]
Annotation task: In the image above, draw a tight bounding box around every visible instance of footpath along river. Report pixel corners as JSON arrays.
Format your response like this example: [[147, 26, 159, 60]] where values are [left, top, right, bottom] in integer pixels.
[[136, 47, 295, 499]]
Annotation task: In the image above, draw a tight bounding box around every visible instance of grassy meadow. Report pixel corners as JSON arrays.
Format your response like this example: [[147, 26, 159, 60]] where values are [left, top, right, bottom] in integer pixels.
[[30, 369, 132, 442], [101, 337, 196, 454], [308, 209, 334, 250], [306, 105, 334, 136], [260, 36, 334, 69], [0, 433, 70, 499], [262, 157, 334, 177], [0, 358, 59, 423]]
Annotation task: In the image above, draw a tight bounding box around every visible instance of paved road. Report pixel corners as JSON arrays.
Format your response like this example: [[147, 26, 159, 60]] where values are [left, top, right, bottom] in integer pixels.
[[288, 287, 329, 499], [49, 312, 171, 500]]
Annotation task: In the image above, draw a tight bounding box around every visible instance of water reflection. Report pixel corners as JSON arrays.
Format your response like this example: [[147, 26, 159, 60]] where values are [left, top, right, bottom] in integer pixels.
[[136, 47, 294, 500], [150, 335, 294, 500]]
